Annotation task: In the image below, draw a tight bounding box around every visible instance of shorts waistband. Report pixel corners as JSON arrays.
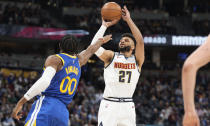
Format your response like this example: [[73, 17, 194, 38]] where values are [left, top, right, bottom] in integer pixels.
[[39, 94, 68, 106], [103, 97, 133, 102]]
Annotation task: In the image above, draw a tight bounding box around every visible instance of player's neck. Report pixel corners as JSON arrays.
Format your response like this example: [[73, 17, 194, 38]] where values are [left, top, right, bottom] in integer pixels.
[[120, 51, 132, 57], [60, 51, 76, 56]]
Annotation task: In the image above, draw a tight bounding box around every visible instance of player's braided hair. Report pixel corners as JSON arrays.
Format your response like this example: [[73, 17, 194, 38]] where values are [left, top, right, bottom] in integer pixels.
[[59, 35, 79, 54]]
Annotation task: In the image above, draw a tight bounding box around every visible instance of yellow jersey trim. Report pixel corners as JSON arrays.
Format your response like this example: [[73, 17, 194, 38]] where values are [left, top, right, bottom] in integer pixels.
[[25, 121, 29, 126], [24, 117, 36, 126], [56, 54, 65, 65], [33, 120, 36, 126], [61, 53, 77, 59]]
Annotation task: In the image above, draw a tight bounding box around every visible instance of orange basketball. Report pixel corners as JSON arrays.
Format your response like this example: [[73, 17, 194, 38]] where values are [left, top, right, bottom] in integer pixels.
[[101, 2, 122, 21]]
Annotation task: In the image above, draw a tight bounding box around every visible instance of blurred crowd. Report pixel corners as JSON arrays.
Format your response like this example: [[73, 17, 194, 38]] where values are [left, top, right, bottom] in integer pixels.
[[0, 71, 37, 126], [0, 3, 52, 27], [62, 14, 177, 35], [60, 0, 210, 14], [193, 20, 210, 35], [0, 65, 210, 126], [135, 71, 210, 126], [0, 0, 209, 14], [0, 52, 44, 70], [0, 1, 209, 36]]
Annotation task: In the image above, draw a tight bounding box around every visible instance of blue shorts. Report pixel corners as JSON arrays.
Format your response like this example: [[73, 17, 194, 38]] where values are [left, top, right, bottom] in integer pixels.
[[25, 96, 69, 126]]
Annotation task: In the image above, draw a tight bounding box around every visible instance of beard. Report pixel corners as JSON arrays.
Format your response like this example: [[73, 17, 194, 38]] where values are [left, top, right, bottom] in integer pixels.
[[118, 46, 131, 52]]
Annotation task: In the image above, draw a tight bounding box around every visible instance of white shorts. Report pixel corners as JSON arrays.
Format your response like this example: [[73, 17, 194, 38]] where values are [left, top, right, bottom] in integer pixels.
[[98, 99, 136, 126]]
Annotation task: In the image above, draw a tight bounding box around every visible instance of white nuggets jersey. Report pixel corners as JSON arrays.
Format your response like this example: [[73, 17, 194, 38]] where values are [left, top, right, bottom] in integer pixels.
[[103, 52, 140, 98]]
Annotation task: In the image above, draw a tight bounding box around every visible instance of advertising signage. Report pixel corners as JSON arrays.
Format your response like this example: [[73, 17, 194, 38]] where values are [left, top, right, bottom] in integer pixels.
[[0, 24, 207, 46]]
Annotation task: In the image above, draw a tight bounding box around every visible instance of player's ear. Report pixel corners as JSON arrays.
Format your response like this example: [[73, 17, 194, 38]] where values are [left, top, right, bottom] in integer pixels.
[[131, 45, 135, 50], [131, 41, 135, 50], [59, 43, 61, 49], [59, 43, 63, 52]]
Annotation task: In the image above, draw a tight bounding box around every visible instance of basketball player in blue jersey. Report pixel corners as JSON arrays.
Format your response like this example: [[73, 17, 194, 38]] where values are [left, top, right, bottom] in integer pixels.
[[11, 34, 112, 126], [182, 35, 210, 126]]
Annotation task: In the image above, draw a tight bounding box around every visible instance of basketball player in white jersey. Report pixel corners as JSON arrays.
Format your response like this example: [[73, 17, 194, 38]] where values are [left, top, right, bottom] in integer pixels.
[[182, 34, 210, 126], [90, 6, 144, 126]]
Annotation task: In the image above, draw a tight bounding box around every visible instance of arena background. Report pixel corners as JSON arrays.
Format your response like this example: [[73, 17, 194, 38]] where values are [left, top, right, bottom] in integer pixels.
[[0, 0, 209, 126]]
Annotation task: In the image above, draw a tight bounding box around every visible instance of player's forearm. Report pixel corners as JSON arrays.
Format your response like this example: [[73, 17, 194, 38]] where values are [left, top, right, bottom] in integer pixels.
[[17, 97, 28, 106], [127, 18, 145, 65], [91, 25, 107, 45], [126, 18, 144, 44], [182, 63, 198, 112], [24, 67, 56, 100], [90, 25, 107, 57], [79, 40, 104, 66], [87, 40, 104, 54]]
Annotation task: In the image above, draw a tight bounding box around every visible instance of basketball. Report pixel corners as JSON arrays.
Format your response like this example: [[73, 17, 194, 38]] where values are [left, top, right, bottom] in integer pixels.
[[101, 2, 122, 21]]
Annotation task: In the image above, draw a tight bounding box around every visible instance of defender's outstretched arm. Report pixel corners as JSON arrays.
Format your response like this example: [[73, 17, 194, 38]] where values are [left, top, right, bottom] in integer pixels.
[[78, 35, 112, 66], [90, 19, 118, 64]]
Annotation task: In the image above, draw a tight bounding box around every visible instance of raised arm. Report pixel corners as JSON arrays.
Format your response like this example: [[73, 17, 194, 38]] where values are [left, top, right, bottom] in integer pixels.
[[11, 55, 61, 120], [90, 19, 118, 65], [182, 35, 210, 126], [78, 35, 112, 66], [122, 6, 145, 68]]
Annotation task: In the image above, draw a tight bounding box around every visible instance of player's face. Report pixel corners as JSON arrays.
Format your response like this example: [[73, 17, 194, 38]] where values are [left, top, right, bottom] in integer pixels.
[[119, 37, 135, 52]]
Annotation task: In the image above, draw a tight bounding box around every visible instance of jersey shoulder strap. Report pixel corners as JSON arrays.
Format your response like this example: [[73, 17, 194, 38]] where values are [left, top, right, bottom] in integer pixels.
[[105, 52, 116, 69]]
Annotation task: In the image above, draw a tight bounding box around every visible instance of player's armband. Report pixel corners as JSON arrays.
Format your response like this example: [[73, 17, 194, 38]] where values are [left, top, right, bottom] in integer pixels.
[[24, 66, 56, 100], [91, 25, 107, 45], [95, 47, 105, 57]]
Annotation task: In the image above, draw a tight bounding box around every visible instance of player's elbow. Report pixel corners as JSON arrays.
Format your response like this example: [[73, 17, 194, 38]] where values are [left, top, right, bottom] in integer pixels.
[[182, 61, 197, 73], [80, 59, 88, 67], [39, 77, 51, 91], [43, 79, 51, 85]]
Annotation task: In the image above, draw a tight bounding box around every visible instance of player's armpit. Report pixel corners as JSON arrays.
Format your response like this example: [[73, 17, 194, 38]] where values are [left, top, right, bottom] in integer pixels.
[[98, 50, 114, 66], [44, 55, 63, 72]]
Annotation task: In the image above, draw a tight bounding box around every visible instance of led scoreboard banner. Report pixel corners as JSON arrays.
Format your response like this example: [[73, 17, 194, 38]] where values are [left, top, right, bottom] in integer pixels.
[[143, 35, 167, 45], [143, 35, 207, 46], [171, 36, 207, 46], [0, 24, 207, 46]]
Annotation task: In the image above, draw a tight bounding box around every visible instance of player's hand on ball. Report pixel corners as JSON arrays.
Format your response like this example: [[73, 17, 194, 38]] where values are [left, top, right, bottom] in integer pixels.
[[122, 5, 131, 21], [11, 104, 23, 120], [183, 111, 200, 126], [99, 34, 112, 44], [102, 18, 119, 28]]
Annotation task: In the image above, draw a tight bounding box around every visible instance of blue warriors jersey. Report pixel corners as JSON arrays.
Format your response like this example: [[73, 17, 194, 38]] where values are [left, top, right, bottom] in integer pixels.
[[25, 53, 81, 126], [42, 53, 81, 105]]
